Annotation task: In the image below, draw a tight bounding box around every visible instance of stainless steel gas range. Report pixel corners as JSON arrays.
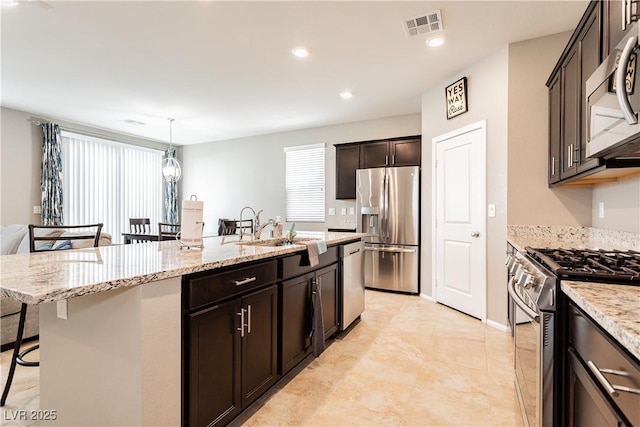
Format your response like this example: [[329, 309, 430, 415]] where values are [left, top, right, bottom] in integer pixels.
[[506, 246, 640, 427]]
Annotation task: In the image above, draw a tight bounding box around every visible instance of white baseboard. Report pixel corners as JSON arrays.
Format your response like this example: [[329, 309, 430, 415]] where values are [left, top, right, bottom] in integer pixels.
[[419, 293, 435, 302], [486, 319, 509, 332]]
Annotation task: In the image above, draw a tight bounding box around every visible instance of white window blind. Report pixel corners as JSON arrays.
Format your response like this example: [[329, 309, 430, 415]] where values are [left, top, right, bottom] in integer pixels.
[[61, 131, 164, 244], [284, 143, 325, 222]]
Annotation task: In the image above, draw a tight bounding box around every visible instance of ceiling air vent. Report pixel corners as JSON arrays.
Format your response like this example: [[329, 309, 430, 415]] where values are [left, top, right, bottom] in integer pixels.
[[402, 9, 443, 38]]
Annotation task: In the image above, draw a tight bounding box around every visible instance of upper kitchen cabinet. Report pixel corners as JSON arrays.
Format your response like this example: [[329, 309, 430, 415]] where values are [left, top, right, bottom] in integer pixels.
[[359, 137, 421, 169], [547, 0, 640, 186], [335, 144, 360, 200], [335, 135, 421, 199]]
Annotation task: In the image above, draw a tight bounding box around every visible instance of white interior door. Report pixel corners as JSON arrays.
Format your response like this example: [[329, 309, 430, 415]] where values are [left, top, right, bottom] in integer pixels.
[[433, 121, 486, 320]]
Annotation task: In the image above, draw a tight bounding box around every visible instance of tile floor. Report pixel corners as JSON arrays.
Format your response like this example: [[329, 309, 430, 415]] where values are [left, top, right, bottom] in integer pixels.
[[0, 290, 524, 426]]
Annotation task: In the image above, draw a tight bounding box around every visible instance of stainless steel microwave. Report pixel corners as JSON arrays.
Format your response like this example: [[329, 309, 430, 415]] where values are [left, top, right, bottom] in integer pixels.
[[586, 23, 640, 159]]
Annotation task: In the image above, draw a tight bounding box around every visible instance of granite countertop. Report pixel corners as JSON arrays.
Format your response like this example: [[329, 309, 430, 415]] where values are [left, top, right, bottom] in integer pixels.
[[562, 281, 640, 361], [0, 231, 364, 305]]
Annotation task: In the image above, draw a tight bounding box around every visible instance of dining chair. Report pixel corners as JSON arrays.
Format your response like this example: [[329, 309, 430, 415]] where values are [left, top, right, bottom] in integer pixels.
[[1, 223, 103, 406], [158, 222, 180, 241], [129, 218, 151, 234]]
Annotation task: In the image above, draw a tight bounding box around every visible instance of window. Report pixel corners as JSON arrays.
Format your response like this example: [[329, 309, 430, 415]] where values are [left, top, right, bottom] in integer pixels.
[[284, 143, 325, 222], [61, 131, 164, 244]]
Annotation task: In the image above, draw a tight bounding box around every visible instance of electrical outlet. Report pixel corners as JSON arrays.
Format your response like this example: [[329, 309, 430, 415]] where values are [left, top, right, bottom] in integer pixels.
[[599, 202, 605, 219], [33, 205, 42, 214], [341, 208, 347, 215], [328, 208, 336, 216], [488, 204, 496, 218], [349, 207, 355, 215]]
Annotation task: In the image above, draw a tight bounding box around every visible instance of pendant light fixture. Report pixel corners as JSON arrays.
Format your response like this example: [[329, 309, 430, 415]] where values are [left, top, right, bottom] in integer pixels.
[[162, 118, 182, 183]]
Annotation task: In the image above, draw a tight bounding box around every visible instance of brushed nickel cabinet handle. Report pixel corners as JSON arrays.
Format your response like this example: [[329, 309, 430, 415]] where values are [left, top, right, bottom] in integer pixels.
[[246, 305, 252, 334], [237, 309, 246, 337], [587, 360, 619, 397], [234, 277, 257, 286]]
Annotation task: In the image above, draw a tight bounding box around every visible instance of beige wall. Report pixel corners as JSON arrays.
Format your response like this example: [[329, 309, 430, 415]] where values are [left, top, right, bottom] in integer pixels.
[[507, 32, 592, 227], [421, 47, 509, 326], [0, 106, 171, 227], [591, 177, 640, 232], [0, 107, 42, 225], [181, 113, 422, 234]]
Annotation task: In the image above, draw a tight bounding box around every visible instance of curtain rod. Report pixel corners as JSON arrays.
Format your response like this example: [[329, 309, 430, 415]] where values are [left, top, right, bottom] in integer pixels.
[[26, 116, 171, 151]]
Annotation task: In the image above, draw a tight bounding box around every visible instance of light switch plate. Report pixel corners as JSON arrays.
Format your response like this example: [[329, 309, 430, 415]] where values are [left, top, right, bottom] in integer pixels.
[[328, 208, 336, 216], [488, 204, 496, 218], [341, 208, 347, 215], [598, 202, 605, 218], [349, 207, 355, 215]]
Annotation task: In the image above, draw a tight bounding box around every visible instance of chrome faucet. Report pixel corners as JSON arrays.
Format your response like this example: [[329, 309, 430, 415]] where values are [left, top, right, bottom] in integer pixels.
[[239, 207, 264, 240], [254, 219, 278, 240]]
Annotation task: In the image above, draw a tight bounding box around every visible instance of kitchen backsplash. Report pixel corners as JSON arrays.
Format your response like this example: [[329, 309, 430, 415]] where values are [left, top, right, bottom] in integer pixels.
[[507, 225, 640, 251]]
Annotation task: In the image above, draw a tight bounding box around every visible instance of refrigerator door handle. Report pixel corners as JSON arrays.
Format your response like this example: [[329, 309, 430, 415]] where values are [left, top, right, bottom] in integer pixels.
[[384, 171, 390, 239], [364, 246, 417, 253]]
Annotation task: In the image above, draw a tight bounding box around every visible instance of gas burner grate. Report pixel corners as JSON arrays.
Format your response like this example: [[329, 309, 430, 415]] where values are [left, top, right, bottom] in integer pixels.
[[525, 247, 640, 285]]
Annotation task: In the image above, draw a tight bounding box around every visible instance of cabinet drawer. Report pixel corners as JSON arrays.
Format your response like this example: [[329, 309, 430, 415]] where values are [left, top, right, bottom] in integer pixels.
[[187, 260, 277, 310], [569, 303, 640, 426], [281, 246, 338, 280]]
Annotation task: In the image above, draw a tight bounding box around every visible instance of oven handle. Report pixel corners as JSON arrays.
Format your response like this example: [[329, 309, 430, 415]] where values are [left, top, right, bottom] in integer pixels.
[[507, 277, 540, 322], [616, 35, 638, 125]]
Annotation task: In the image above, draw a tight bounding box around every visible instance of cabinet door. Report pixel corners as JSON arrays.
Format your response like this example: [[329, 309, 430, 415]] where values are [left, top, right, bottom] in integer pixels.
[[280, 273, 313, 374], [188, 299, 242, 427], [579, 5, 603, 173], [335, 144, 360, 199], [549, 73, 562, 184], [360, 141, 390, 168], [317, 263, 339, 340], [390, 138, 421, 166], [561, 45, 579, 179], [567, 349, 626, 427], [241, 285, 278, 407], [605, 0, 626, 57]]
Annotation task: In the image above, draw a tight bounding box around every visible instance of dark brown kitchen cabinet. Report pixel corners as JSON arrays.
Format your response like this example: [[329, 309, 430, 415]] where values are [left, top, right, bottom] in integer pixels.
[[335, 144, 360, 199], [561, 45, 580, 180], [566, 303, 639, 427], [280, 264, 339, 375], [549, 74, 562, 183], [335, 135, 421, 199], [359, 138, 421, 169], [547, 1, 603, 185], [187, 284, 278, 427], [184, 261, 279, 427]]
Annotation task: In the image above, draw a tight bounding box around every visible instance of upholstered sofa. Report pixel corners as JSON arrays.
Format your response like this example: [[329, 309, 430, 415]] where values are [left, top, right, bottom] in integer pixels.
[[0, 225, 112, 351]]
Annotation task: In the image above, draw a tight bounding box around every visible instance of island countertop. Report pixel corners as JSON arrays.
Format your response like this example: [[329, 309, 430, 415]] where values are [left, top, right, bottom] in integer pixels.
[[0, 231, 364, 305], [562, 281, 640, 361]]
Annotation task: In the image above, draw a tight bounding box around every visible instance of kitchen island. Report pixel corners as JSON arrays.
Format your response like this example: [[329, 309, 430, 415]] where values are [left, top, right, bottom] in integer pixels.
[[0, 232, 364, 426]]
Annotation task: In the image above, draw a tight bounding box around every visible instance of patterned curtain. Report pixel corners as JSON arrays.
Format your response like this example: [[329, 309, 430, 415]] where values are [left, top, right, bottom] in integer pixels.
[[163, 148, 179, 224], [41, 123, 64, 225]]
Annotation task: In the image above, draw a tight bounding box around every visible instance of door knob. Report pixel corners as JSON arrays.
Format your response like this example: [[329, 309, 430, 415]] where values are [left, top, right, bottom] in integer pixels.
[[471, 231, 480, 238]]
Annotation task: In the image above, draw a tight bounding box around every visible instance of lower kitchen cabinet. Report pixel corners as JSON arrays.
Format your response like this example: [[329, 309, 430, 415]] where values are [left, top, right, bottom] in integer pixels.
[[280, 262, 339, 375], [186, 284, 278, 427]]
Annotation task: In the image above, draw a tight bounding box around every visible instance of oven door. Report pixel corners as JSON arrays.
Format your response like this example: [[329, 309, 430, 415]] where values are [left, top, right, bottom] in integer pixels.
[[586, 23, 640, 159], [509, 278, 541, 427]]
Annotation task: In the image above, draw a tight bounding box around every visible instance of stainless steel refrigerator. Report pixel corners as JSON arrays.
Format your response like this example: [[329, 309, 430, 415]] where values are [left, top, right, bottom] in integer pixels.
[[356, 166, 419, 294]]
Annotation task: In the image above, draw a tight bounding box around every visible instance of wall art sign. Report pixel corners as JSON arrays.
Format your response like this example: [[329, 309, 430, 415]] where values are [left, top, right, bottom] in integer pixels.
[[445, 77, 468, 119]]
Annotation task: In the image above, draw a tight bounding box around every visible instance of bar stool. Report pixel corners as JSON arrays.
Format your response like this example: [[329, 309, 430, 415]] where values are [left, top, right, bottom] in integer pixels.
[[0, 223, 102, 406]]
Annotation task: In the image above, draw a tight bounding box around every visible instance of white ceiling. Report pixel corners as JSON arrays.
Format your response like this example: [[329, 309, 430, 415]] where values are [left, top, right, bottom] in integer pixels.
[[1, 1, 587, 146]]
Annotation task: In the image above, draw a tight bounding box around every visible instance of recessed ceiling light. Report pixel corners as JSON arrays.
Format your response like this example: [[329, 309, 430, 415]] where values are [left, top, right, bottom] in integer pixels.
[[292, 47, 309, 58], [340, 91, 353, 99], [427, 36, 445, 47]]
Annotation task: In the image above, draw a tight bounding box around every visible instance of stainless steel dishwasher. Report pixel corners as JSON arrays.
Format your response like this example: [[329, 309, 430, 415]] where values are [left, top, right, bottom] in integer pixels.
[[340, 240, 365, 330]]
